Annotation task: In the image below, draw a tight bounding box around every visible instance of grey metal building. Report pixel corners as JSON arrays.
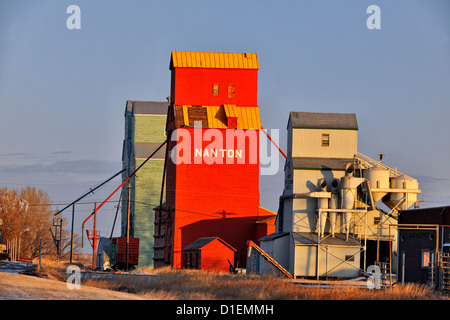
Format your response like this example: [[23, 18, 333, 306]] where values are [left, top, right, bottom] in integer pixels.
[[259, 111, 421, 279]]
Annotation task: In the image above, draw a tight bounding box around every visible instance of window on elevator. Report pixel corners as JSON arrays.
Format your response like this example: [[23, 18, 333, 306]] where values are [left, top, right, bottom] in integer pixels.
[[227, 84, 235, 99], [321, 134, 330, 147], [212, 83, 220, 96]]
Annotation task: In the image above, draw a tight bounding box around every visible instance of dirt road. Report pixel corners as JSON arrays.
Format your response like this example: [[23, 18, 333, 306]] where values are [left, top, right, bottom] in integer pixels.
[[0, 271, 146, 300], [0, 261, 144, 300]]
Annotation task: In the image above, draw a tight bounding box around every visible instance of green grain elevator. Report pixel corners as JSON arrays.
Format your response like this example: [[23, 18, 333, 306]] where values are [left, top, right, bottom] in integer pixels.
[[122, 100, 168, 267]]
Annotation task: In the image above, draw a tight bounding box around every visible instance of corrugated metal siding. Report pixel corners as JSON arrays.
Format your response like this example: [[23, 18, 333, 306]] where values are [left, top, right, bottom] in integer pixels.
[[292, 198, 316, 233], [171, 51, 259, 70], [134, 115, 167, 143], [133, 159, 165, 266], [292, 128, 357, 158], [294, 243, 361, 278], [259, 233, 290, 276]]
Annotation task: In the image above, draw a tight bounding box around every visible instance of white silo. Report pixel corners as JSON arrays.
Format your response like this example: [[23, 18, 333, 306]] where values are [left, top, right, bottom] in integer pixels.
[[363, 165, 390, 204], [340, 163, 365, 239], [383, 174, 419, 211]]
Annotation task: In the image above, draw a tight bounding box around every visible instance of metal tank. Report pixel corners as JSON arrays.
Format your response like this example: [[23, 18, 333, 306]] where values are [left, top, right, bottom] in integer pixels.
[[383, 174, 418, 211], [340, 163, 365, 239], [363, 165, 390, 203]]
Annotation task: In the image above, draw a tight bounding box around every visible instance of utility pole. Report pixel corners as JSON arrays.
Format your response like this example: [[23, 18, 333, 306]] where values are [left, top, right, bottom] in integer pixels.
[[50, 218, 62, 260], [39, 237, 42, 268], [91, 202, 98, 270], [126, 183, 131, 270], [70, 204, 75, 264]]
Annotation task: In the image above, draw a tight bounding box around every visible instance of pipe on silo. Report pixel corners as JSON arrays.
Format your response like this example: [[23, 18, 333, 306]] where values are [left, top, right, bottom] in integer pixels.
[[339, 163, 365, 240], [328, 179, 339, 237], [317, 179, 328, 237]]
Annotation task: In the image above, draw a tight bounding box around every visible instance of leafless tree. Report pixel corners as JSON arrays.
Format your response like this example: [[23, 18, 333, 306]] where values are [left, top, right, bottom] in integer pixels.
[[0, 186, 81, 260]]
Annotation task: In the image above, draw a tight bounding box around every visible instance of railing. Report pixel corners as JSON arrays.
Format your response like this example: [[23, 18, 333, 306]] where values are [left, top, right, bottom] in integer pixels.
[[354, 153, 403, 178], [247, 240, 293, 279], [377, 261, 392, 288]]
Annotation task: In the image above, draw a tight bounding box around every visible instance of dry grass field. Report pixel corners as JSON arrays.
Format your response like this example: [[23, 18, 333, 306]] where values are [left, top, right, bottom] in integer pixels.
[[80, 266, 445, 300], [1, 258, 448, 301]]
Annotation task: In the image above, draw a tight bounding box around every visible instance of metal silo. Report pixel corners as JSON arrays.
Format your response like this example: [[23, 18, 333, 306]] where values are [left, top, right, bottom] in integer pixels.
[[383, 174, 419, 211], [339, 164, 365, 239], [363, 165, 390, 203]]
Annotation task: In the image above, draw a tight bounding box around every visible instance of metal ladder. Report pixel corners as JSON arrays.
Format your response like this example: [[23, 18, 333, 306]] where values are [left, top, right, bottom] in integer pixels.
[[247, 241, 293, 279], [439, 253, 450, 294]]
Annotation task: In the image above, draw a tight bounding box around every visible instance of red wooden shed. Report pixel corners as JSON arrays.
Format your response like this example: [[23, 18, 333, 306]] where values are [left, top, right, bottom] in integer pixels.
[[183, 237, 236, 272]]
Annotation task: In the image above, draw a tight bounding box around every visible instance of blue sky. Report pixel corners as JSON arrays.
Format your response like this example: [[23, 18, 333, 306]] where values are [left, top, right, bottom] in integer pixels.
[[1, 1, 449, 242]]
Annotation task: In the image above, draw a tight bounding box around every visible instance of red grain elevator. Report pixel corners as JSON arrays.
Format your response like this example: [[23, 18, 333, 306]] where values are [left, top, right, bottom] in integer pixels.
[[153, 51, 276, 270]]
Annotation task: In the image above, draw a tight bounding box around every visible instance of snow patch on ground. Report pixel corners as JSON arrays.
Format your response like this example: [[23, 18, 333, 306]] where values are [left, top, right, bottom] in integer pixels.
[[0, 260, 37, 274]]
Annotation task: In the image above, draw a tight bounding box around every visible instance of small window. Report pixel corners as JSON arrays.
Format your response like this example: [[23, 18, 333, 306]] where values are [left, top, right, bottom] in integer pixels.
[[345, 255, 355, 262], [374, 217, 381, 225], [212, 83, 220, 96], [227, 84, 235, 98], [422, 250, 432, 268], [321, 134, 330, 147]]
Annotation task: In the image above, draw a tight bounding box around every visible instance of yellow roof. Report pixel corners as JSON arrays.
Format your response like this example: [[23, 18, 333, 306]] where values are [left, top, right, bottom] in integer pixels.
[[170, 51, 259, 69], [207, 105, 261, 129], [223, 104, 239, 118], [176, 105, 261, 130]]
